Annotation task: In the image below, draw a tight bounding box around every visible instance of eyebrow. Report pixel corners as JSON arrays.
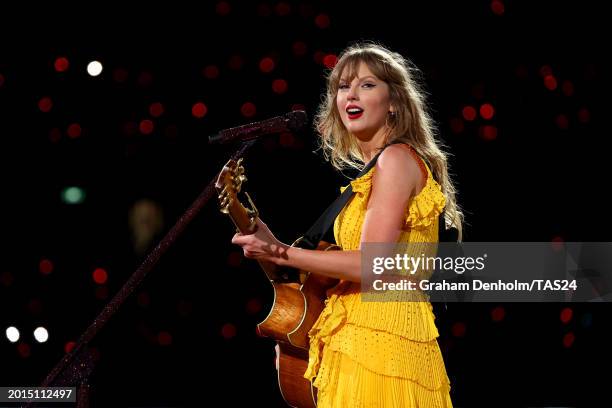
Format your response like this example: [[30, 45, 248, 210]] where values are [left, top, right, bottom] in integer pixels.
[[339, 75, 378, 83]]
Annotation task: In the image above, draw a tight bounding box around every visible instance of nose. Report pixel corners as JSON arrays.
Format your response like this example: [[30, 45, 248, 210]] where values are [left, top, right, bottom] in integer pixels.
[[347, 82, 359, 101]]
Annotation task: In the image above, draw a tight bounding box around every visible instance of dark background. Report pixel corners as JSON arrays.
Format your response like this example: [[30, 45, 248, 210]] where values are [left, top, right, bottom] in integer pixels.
[[0, 1, 609, 407]]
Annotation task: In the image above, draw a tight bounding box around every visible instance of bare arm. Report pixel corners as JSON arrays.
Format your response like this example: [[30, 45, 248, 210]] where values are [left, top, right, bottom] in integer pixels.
[[231, 144, 422, 282]]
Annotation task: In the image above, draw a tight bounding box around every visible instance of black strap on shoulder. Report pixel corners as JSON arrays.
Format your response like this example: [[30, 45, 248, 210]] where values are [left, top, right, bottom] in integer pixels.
[[297, 149, 385, 249]]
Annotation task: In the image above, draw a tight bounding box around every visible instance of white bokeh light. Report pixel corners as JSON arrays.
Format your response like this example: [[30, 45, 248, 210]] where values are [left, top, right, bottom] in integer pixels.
[[87, 60, 103, 77], [6, 326, 20, 343], [33, 327, 49, 343]]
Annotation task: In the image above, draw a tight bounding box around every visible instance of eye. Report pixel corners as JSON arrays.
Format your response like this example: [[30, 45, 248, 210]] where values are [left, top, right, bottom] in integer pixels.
[[338, 83, 349, 90], [362, 82, 376, 88]]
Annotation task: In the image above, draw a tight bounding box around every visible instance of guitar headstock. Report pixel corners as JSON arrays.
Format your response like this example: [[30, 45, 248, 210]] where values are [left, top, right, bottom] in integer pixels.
[[215, 158, 259, 233]]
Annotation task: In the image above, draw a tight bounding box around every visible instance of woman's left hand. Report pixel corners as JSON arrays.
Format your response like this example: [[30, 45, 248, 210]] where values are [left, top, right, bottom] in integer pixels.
[[231, 218, 289, 264]]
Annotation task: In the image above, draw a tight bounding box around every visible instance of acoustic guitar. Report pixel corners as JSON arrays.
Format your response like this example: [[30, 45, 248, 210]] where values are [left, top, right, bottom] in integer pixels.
[[216, 158, 340, 408]]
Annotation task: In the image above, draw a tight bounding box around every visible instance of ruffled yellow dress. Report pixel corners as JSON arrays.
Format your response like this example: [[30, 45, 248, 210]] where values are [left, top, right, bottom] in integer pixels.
[[303, 149, 453, 407]]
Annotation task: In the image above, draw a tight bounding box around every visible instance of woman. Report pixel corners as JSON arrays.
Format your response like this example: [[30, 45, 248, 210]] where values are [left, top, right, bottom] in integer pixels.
[[232, 42, 463, 407]]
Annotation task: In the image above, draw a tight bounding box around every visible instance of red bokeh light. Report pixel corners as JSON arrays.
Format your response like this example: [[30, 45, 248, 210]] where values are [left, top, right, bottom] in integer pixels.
[[221, 323, 237, 339], [17, 343, 31, 358], [462, 106, 477, 121], [544, 75, 558, 91], [451, 322, 466, 337], [555, 114, 569, 130], [272, 79, 288, 94], [491, 306, 506, 322], [192, 102, 208, 118], [158, 331, 173, 346], [216, 1, 231, 16], [149, 102, 164, 117], [259, 57, 275, 73], [563, 332, 575, 348], [314, 13, 330, 29], [480, 103, 495, 120], [54, 57, 70, 72], [292, 41, 307, 56], [67, 123, 82, 138], [275, 2, 291, 16], [93, 268, 108, 284], [245, 298, 262, 315], [228, 55, 244, 71], [203, 65, 220, 79], [65, 341, 77, 353], [577, 108, 590, 123], [560, 307, 573, 324], [323, 54, 338, 69], [39, 259, 54, 275], [241, 102, 256, 118], [480, 125, 498, 141], [491, 0, 505, 15], [139, 119, 154, 135], [561, 80, 574, 96], [38, 97, 53, 113]]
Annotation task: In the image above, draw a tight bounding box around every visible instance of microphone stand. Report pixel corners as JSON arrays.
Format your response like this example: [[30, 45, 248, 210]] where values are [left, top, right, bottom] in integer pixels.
[[26, 140, 257, 407]]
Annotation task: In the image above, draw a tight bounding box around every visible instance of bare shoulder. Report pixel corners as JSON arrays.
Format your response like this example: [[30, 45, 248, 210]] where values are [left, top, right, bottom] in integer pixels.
[[375, 144, 423, 187]]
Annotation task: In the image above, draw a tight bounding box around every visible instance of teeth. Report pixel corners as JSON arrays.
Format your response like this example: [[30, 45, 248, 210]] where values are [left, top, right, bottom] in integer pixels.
[[347, 108, 363, 114]]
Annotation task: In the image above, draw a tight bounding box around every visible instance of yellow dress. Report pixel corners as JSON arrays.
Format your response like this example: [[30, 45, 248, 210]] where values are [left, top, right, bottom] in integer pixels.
[[303, 150, 453, 407]]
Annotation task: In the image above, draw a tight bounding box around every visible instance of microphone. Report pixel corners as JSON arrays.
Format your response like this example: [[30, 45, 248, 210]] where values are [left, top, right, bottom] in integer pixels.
[[208, 110, 308, 144]]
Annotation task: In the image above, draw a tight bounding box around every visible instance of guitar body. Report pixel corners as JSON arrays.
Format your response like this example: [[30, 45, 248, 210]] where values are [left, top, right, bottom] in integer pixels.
[[260, 242, 339, 408], [216, 158, 340, 407]]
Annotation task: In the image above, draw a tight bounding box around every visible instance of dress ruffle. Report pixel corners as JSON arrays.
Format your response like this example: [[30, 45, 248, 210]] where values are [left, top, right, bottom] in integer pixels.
[[349, 167, 375, 195], [304, 283, 442, 386], [304, 291, 348, 382], [404, 175, 446, 230], [327, 323, 451, 390]]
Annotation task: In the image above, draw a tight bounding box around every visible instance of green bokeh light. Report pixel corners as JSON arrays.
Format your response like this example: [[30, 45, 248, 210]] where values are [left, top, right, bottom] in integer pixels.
[[61, 186, 86, 204]]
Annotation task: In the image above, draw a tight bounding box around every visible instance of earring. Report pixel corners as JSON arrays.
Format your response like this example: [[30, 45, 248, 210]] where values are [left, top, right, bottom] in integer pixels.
[[385, 111, 396, 128]]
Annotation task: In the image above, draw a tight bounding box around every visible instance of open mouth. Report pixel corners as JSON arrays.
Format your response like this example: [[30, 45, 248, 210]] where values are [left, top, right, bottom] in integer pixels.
[[346, 107, 364, 120]]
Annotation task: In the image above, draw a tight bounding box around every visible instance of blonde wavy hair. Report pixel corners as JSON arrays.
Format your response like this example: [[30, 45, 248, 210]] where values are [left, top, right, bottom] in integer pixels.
[[315, 42, 464, 240]]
